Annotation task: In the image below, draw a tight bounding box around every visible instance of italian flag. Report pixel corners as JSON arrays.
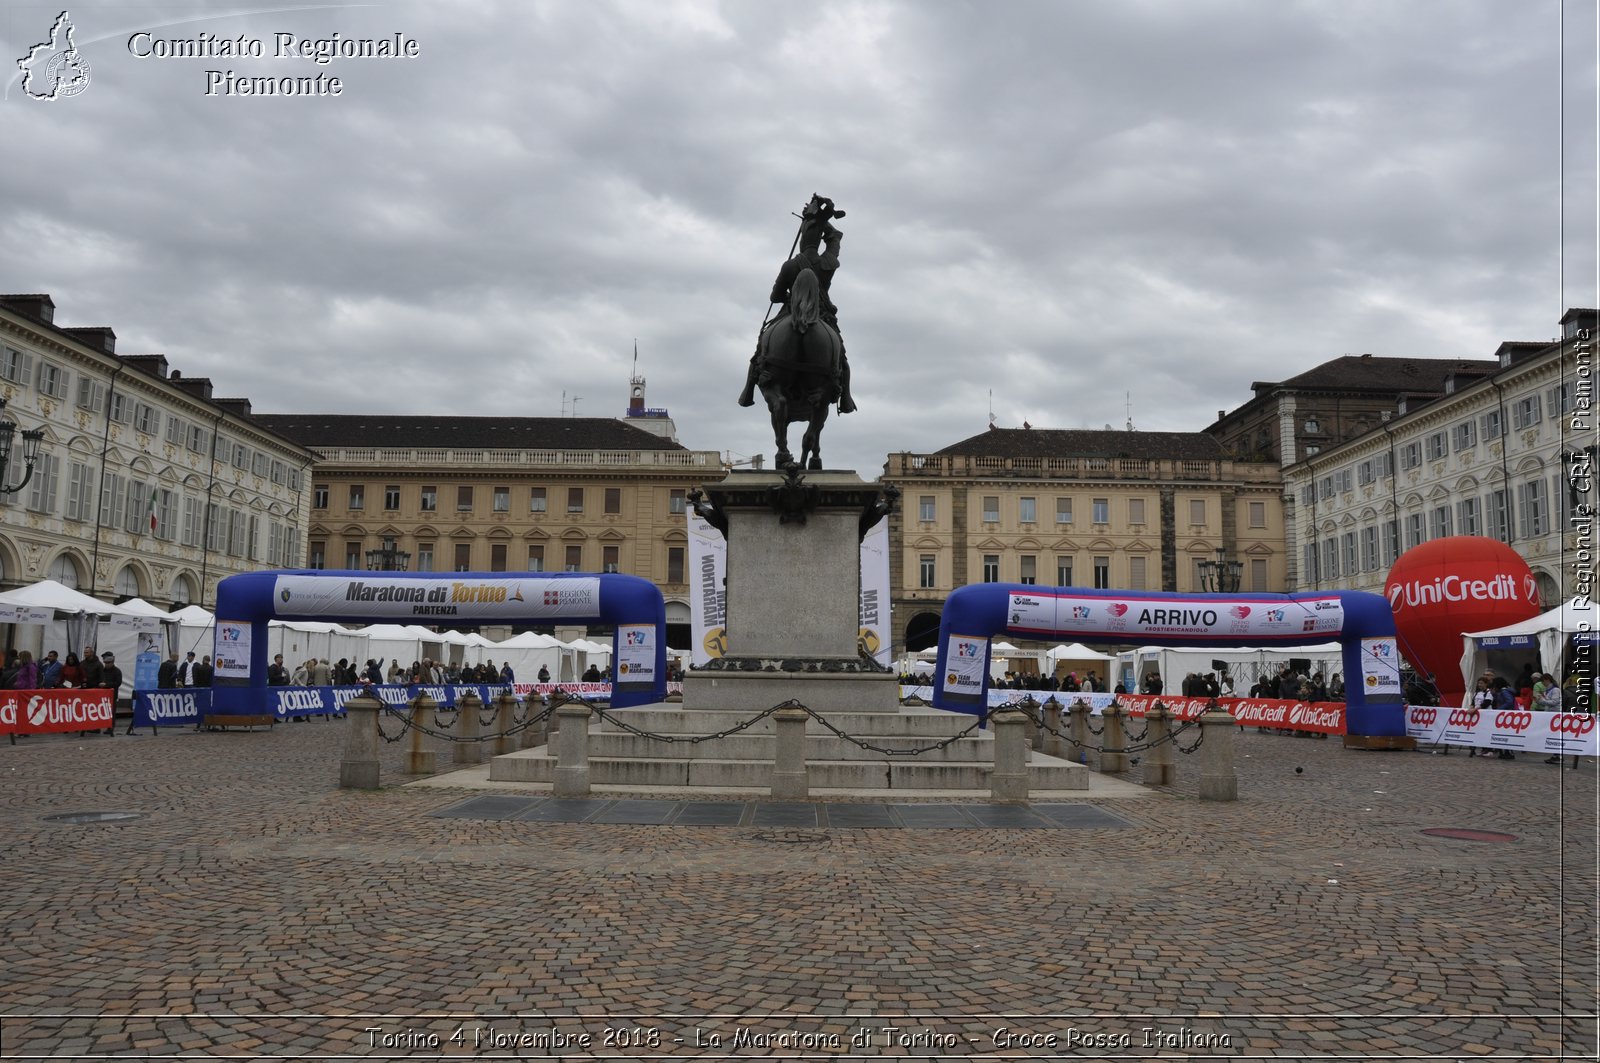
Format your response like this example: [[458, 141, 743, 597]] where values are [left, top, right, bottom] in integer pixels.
[[146, 487, 159, 534]]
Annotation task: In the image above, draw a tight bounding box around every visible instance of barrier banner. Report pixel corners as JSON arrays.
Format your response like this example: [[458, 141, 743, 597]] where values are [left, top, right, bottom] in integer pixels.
[[897, 687, 1348, 735], [133, 689, 210, 728], [0, 689, 116, 735], [1406, 706, 1598, 756]]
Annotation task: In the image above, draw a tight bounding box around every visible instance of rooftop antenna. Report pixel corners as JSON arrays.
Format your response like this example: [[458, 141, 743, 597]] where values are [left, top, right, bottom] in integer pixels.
[[987, 389, 996, 430], [1126, 390, 1135, 432]]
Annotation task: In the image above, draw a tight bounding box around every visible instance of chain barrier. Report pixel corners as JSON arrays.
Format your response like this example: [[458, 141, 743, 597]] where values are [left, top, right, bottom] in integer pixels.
[[1015, 699, 1204, 757], [372, 697, 558, 745]]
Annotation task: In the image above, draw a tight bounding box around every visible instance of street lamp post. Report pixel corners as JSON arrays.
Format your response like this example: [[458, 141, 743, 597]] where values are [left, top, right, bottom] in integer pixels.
[[365, 536, 411, 572], [0, 397, 45, 496], [1197, 547, 1243, 594]]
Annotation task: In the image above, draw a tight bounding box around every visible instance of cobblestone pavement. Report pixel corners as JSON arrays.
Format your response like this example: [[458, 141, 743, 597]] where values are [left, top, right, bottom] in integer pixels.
[[0, 717, 1593, 1061]]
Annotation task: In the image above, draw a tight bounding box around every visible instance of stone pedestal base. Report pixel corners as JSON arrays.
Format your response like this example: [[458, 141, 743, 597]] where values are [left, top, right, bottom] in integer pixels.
[[682, 668, 899, 714]]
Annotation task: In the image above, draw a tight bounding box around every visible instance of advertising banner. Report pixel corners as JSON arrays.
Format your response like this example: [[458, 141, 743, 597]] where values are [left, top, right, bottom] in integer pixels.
[[614, 624, 656, 689], [214, 619, 251, 678], [271, 574, 602, 622], [132, 689, 209, 728], [134, 630, 162, 692], [859, 519, 891, 668], [0, 689, 115, 735], [1359, 637, 1403, 697], [939, 634, 989, 705], [687, 511, 727, 667], [1406, 705, 1598, 756], [1005, 591, 1346, 641]]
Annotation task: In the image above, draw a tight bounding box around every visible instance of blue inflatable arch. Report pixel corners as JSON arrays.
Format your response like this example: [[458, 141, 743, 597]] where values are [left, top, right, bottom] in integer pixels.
[[211, 570, 667, 714], [933, 584, 1405, 737]]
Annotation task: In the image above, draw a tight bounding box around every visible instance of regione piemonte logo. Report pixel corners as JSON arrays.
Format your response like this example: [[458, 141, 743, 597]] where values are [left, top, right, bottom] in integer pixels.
[[17, 11, 92, 100]]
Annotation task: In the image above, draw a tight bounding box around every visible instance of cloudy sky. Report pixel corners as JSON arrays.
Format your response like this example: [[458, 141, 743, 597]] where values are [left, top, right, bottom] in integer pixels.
[[4, 0, 1596, 475]]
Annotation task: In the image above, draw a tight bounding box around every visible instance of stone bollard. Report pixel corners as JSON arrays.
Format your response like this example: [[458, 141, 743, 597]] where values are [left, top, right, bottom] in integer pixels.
[[1068, 699, 1096, 771], [1198, 704, 1240, 801], [339, 693, 383, 790], [989, 708, 1031, 803], [454, 692, 483, 765], [519, 695, 544, 750], [552, 701, 593, 798], [406, 693, 437, 775], [1042, 699, 1065, 760], [1142, 701, 1174, 787], [1099, 702, 1128, 773], [1020, 697, 1042, 751], [771, 704, 810, 800], [494, 692, 516, 756]]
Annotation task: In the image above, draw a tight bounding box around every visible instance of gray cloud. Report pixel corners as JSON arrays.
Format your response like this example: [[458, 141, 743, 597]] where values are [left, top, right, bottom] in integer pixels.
[[3, 0, 1593, 474]]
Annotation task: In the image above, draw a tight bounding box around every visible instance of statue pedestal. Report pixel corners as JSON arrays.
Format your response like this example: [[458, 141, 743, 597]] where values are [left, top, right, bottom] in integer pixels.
[[682, 469, 899, 714]]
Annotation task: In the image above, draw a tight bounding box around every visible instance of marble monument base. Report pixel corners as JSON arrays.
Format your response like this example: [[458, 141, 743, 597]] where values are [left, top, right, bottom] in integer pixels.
[[682, 666, 900, 714]]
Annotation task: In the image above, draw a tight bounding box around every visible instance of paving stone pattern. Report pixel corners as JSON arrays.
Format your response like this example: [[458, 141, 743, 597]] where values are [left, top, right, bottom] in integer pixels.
[[0, 720, 1593, 1059]]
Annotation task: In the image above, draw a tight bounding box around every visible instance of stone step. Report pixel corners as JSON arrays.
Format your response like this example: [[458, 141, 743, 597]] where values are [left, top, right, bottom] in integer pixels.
[[586, 731, 996, 762], [488, 748, 1088, 791]]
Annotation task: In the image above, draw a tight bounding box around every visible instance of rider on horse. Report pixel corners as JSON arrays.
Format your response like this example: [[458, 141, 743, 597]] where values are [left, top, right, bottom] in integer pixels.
[[738, 195, 857, 414]]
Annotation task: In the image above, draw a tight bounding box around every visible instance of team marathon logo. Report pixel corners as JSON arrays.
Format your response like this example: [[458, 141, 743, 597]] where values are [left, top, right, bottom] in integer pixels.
[[17, 11, 91, 100]]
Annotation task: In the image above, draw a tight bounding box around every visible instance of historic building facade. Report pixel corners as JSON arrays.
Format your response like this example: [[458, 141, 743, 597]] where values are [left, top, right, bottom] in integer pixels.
[[881, 428, 1284, 652], [1282, 308, 1597, 606], [251, 410, 724, 641], [0, 293, 314, 607]]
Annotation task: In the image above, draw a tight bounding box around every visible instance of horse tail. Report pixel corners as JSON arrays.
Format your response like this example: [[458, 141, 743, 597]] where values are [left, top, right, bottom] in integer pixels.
[[789, 268, 821, 334]]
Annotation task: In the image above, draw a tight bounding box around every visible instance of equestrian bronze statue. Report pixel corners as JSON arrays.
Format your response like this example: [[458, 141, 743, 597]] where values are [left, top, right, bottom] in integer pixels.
[[738, 194, 857, 471]]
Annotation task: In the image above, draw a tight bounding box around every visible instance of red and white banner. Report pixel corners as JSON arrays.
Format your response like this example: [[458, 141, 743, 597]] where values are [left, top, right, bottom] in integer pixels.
[[1112, 694, 1346, 735], [1406, 705, 1598, 756], [0, 689, 115, 735]]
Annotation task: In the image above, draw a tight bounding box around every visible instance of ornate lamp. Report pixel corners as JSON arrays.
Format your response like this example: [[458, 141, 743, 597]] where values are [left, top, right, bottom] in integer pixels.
[[1198, 547, 1243, 593], [365, 535, 411, 571], [0, 397, 44, 495]]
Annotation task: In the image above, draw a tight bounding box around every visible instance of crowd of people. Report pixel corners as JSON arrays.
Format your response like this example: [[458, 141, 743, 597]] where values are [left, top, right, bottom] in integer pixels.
[[1, 646, 122, 694]]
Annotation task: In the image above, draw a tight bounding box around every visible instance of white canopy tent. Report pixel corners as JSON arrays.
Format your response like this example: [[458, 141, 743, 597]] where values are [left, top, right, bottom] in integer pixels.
[[0, 581, 169, 697], [1116, 642, 1346, 694], [1044, 642, 1116, 684], [1459, 597, 1596, 698]]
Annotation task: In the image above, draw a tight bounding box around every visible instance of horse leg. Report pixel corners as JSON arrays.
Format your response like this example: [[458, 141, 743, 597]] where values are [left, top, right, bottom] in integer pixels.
[[804, 400, 829, 471], [768, 393, 793, 468]]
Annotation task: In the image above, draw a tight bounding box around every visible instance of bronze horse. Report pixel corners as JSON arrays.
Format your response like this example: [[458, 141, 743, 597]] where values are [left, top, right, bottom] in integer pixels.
[[752, 267, 844, 471]]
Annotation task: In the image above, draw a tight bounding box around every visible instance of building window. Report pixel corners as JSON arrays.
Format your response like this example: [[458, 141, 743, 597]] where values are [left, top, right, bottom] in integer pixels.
[[982, 496, 999, 523], [65, 462, 95, 522], [1019, 497, 1037, 524], [1342, 532, 1357, 574], [1128, 556, 1147, 590], [0, 346, 32, 383], [1093, 556, 1110, 589], [669, 489, 686, 515], [1400, 442, 1422, 470], [75, 377, 105, 413], [1189, 498, 1205, 526], [1382, 520, 1398, 564], [1517, 480, 1547, 537], [420, 486, 437, 512], [345, 541, 362, 569], [1513, 394, 1542, 430], [454, 543, 471, 571], [982, 554, 1000, 583], [457, 485, 473, 512], [1302, 543, 1319, 584], [1250, 558, 1268, 592], [347, 485, 364, 510], [384, 486, 401, 510], [1457, 497, 1481, 536], [35, 360, 70, 399], [1406, 513, 1424, 549], [1488, 489, 1511, 542], [564, 545, 582, 572], [667, 547, 685, 583], [1092, 498, 1109, 525], [527, 545, 544, 571], [918, 554, 936, 589], [1429, 505, 1452, 539], [1453, 421, 1477, 451], [107, 392, 131, 425], [99, 473, 126, 529], [602, 545, 620, 573], [1019, 555, 1037, 585], [493, 486, 510, 512], [530, 487, 546, 513], [1425, 432, 1447, 460], [1549, 382, 1574, 417], [416, 543, 434, 572], [919, 495, 936, 522], [604, 487, 621, 515], [251, 451, 268, 477], [232, 443, 249, 469], [490, 544, 507, 572], [186, 424, 209, 454], [1128, 498, 1145, 525], [1481, 409, 1505, 440], [567, 488, 584, 513], [1248, 501, 1266, 528], [1055, 497, 1072, 524], [1056, 556, 1072, 586], [1361, 527, 1378, 571], [313, 484, 329, 509], [308, 542, 326, 569], [1322, 539, 1339, 579], [133, 403, 158, 435], [1304, 418, 1321, 434], [1358, 460, 1374, 485]]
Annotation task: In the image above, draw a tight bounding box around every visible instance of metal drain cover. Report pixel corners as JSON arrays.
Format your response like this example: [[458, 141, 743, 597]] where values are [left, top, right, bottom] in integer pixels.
[[750, 829, 829, 844], [42, 811, 145, 825], [1420, 827, 1517, 843]]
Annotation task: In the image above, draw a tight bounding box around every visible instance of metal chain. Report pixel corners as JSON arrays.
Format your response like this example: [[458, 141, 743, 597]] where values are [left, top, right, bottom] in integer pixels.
[[1015, 701, 1205, 757], [585, 699, 986, 757], [374, 699, 557, 745], [589, 702, 787, 744]]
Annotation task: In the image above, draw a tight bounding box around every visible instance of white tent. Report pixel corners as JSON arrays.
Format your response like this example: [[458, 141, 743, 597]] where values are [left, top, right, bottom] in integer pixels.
[[1460, 597, 1596, 696], [1116, 642, 1346, 695], [1044, 642, 1116, 683]]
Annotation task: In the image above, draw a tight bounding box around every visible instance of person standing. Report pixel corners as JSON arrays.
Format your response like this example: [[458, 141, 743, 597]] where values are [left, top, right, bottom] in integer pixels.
[[158, 651, 179, 690], [99, 651, 124, 736], [178, 651, 198, 687], [81, 648, 103, 691], [267, 654, 289, 686], [194, 655, 214, 687], [39, 651, 63, 688], [13, 651, 38, 691]]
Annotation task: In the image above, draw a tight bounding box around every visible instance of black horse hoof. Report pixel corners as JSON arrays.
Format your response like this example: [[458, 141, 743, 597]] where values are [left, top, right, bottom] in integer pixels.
[[807, 456, 822, 471]]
